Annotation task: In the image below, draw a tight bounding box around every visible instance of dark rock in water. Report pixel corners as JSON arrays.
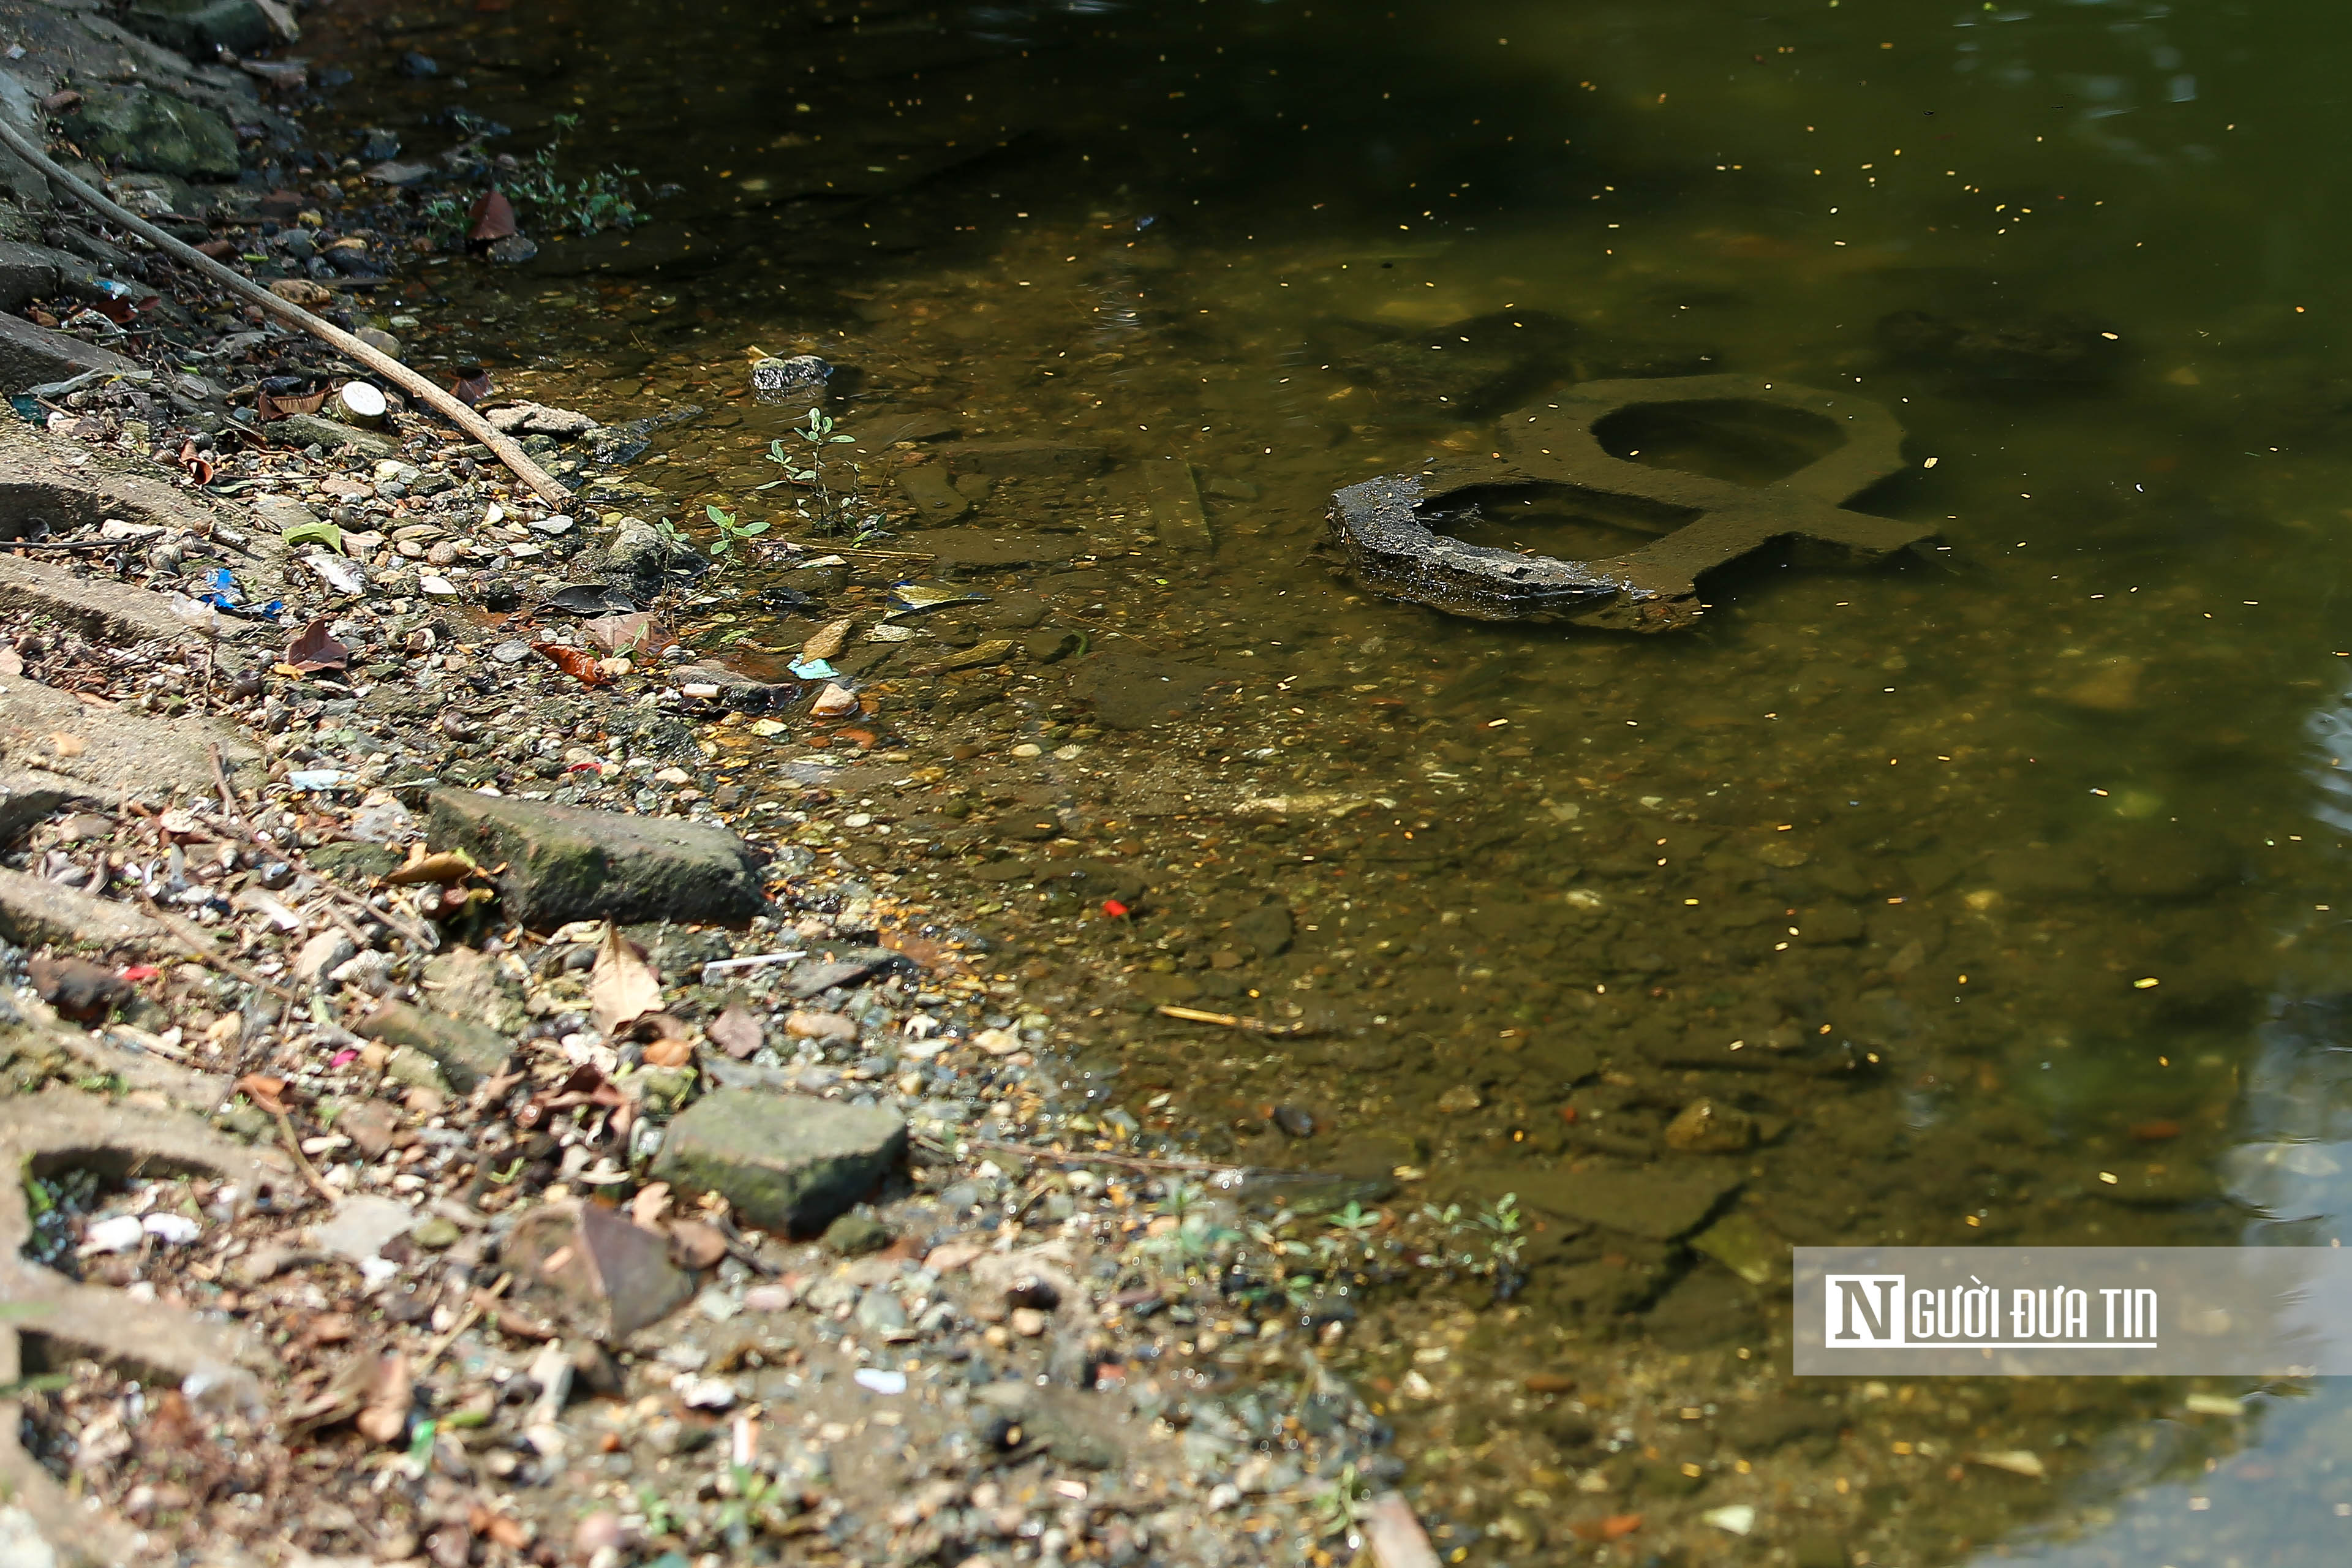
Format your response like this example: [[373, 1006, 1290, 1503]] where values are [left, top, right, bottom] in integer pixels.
[[486, 235, 539, 265], [655, 1087, 907, 1235], [356, 127, 402, 162], [903, 528, 1083, 571], [401, 50, 439, 77], [65, 85, 239, 180], [1877, 307, 2125, 386], [1272, 1104, 1316, 1138], [1643, 1264, 1763, 1348], [601, 518, 705, 597], [1517, 1159, 1744, 1240], [752, 354, 831, 403], [591, 404, 703, 466], [426, 788, 765, 928], [938, 439, 1108, 478], [124, 0, 274, 58], [1066, 651, 1240, 729]]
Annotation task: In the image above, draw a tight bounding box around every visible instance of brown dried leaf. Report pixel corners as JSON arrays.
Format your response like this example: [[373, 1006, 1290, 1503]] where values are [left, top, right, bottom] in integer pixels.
[[468, 190, 518, 243], [588, 923, 662, 1036], [581, 612, 653, 655], [236, 1072, 288, 1115], [706, 1003, 764, 1060], [385, 846, 480, 886], [353, 1351, 412, 1445], [284, 616, 350, 673]]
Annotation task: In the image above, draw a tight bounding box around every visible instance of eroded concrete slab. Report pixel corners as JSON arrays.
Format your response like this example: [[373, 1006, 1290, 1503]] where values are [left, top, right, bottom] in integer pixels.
[[1328, 374, 1934, 631], [0, 1090, 282, 1568], [0, 673, 260, 807]]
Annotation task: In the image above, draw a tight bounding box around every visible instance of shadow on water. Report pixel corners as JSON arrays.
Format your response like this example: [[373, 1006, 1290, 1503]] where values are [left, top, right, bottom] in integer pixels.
[[294, 0, 2352, 1559]]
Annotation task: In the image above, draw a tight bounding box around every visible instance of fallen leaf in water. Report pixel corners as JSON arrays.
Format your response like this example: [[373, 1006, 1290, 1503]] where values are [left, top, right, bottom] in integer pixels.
[[1570, 1515, 1644, 1543], [580, 612, 652, 655], [284, 616, 350, 673], [706, 1003, 764, 1059], [353, 1351, 413, 1445], [452, 367, 494, 405], [534, 642, 608, 687], [588, 922, 662, 1036], [257, 386, 329, 422], [469, 190, 518, 243], [1969, 1450, 2046, 1479], [236, 1073, 288, 1115]]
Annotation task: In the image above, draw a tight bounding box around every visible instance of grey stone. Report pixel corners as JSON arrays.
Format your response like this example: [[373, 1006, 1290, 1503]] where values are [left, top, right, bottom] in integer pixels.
[[603, 518, 703, 596], [0, 867, 168, 952], [421, 945, 528, 1035], [271, 413, 397, 459], [64, 85, 239, 181], [355, 1000, 511, 1092], [652, 1088, 907, 1236], [0, 244, 66, 314], [311, 1193, 416, 1264], [292, 930, 356, 990], [1518, 1161, 1744, 1241], [0, 312, 140, 393], [426, 788, 764, 929], [894, 464, 970, 522]]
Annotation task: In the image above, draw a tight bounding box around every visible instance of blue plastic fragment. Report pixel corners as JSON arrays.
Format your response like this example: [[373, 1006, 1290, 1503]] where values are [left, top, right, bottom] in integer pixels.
[[788, 657, 839, 680]]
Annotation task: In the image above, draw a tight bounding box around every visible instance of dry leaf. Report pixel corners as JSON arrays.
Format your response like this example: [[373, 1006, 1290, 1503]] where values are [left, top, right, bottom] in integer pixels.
[[45, 732, 85, 758], [581, 612, 653, 654], [629, 1182, 673, 1230], [641, 1036, 692, 1068], [236, 1073, 288, 1115], [706, 1003, 764, 1059], [284, 616, 350, 673], [588, 922, 662, 1036], [385, 846, 480, 886], [353, 1351, 412, 1445], [469, 190, 518, 243]]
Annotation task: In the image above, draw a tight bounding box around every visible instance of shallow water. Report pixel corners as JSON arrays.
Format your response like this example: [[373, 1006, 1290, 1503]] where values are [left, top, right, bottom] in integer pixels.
[[307, 0, 2352, 1559]]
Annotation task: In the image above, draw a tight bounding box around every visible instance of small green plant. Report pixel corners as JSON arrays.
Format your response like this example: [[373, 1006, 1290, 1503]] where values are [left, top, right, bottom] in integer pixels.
[[1475, 1193, 1525, 1274], [422, 113, 645, 246], [703, 503, 769, 560], [1313, 1462, 1370, 1539], [761, 408, 886, 540], [714, 1463, 783, 1545], [635, 1485, 677, 1539]]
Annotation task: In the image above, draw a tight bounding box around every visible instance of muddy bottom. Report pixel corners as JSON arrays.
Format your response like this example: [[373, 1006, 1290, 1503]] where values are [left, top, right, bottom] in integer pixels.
[[275, 0, 2352, 1560]]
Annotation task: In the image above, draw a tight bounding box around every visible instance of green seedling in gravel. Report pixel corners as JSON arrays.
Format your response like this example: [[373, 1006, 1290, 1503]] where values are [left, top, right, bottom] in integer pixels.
[[704, 503, 769, 560], [635, 1487, 677, 1539], [764, 409, 886, 540], [1312, 1461, 1371, 1539]]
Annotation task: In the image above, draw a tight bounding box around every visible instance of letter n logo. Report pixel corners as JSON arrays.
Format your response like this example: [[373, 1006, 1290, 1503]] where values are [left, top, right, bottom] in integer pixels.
[[1826, 1274, 1906, 1346]]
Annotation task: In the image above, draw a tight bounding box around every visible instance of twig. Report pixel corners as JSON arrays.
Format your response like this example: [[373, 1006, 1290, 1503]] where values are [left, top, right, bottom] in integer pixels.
[[0, 538, 124, 552], [275, 1107, 341, 1208], [418, 1272, 511, 1374], [136, 892, 298, 1001], [208, 741, 244, 823], [938, 1134, 1322, 1180], [1153, 1004, 1319, 1038], [203, 812, 439, 951], [0, 118, 573, 509]]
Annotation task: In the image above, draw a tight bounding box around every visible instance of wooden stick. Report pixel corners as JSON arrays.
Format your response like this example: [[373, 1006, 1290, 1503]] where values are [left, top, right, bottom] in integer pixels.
[[208, 741, 244, 823], [0, 118, 573, 510], [1153, 1004, 1319, 1038], [418, 1272, 510, 1374], [275, 1107, 341, 1208], [136, 892, 298, 1001]]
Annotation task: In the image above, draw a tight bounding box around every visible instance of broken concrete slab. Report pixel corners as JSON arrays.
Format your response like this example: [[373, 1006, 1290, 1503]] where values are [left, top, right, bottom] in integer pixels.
[[501, 1199, 694, 1341], [0, 674, 261, 809], [0, 242, 64, 312], [1328, 375, 1932, 631], [1139, 458, 1211, 551], [0, 865, 171, 951], [426, 789, 765, 930], [355, 999, 512, 1092], [1518, 1160, 1744, 1241], [421, 944, 529, 1035], [0, 312, 140, 393], [1066, 652, 1241, 730], [0, 1090, 277, 1568], [939, 439, 1107, 478], [902, 529, 1085, 571], [652, 1087, 906, 1235]]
